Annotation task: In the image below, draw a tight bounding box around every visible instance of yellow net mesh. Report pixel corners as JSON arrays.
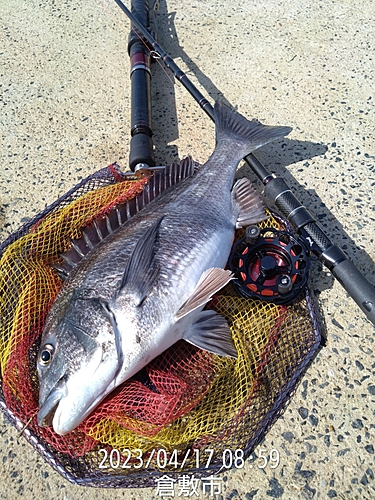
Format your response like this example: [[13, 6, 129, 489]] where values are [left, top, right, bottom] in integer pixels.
[[0, 177, 147, 373], [0, 165, 321, 486]]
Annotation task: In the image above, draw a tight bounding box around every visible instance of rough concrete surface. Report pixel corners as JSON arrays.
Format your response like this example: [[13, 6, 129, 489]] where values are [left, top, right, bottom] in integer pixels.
[[1, 0, 374, 498]]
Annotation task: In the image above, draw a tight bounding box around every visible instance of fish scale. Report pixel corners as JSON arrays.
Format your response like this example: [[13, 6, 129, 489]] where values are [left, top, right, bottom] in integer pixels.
[[36, 101, 292, 435]]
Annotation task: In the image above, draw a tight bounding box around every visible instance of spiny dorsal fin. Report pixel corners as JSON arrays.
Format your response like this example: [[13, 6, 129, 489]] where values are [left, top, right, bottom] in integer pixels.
[[51, 262, 71, 280], [53, 157, 198, 279]]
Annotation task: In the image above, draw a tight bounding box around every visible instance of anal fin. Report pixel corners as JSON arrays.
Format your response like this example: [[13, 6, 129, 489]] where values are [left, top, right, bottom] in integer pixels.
[[232, 177, 268, 228], [182, 310, 237, 358]]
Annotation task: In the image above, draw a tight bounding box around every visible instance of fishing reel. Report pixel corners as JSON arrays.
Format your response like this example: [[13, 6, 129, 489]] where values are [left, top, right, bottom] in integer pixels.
[[229, 226, 310, 305]]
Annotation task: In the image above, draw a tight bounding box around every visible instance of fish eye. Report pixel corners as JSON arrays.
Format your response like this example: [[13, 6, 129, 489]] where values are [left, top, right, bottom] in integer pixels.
[[38, 344, 55, 366]]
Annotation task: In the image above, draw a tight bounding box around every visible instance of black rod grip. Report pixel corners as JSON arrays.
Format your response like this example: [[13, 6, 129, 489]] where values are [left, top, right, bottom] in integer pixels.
[[264, 177, 317, 232], [128, 0, 151, 53], [128, 0, 155, 170], [131, 0, 150, 28], [129, 134, 154, 171], [265, 175, 375, 326], [330, 259, 375, 325]]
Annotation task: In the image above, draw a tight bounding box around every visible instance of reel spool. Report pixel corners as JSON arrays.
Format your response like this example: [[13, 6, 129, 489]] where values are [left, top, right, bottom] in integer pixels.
[[229, 226, 310, 305]]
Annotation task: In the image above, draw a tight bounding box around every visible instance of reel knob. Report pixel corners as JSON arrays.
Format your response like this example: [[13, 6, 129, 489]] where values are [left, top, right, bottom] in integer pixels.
[[276, 274, 294, 295], [228, 227, 310, 305], [245, 225, 261, 244], [260, 255, 278, 276]]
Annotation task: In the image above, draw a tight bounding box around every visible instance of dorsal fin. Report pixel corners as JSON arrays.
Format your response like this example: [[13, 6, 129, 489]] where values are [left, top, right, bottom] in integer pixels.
[[53, 157, 198, 280]]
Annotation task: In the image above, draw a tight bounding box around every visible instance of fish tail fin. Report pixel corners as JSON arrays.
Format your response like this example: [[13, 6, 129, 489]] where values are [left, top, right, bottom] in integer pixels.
[[214, 100, 292, 157]]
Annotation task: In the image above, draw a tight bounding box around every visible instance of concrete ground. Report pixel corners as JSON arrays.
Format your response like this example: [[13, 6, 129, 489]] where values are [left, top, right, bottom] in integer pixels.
[[1, 0, 374, 498]]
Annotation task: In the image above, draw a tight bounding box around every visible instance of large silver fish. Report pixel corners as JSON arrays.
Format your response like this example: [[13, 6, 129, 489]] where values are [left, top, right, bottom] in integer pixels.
[[37, 101, 291, 435]]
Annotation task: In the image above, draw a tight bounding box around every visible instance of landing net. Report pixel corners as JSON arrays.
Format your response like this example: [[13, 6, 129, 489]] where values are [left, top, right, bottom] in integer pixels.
[[0, 163, 321, 487]]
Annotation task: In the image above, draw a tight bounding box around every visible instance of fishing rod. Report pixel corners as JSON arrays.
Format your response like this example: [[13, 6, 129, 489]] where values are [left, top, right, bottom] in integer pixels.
[[115, 0, 375, 326], [127, 0, 156, 170], [114, 0, 213, 122]]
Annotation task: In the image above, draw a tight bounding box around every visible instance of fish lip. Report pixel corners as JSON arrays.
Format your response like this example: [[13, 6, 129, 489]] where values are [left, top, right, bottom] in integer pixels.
[[37, 379, 67, 428], [51, 386, 113, 436]]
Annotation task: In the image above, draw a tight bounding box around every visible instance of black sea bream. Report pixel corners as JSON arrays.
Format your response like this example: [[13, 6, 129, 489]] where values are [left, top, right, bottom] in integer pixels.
[[37, 101, 292, 435]]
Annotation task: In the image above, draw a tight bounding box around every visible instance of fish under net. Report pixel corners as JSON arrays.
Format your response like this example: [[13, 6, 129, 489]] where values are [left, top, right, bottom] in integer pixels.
[[0, 162, 322, 487]]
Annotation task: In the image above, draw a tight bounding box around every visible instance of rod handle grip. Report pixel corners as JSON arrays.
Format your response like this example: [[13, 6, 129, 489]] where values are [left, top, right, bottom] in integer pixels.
[[331, 258, 375, 326], [131, 0, 150, 26]]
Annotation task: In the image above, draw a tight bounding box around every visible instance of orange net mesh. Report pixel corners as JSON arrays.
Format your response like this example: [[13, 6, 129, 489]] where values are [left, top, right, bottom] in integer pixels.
[[0, 164, 321, 486]]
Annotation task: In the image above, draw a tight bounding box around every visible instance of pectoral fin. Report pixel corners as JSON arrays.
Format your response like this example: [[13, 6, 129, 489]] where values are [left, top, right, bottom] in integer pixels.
[[176, 268, 233, 321], [117, 217, 163, 305], [232, 177, 268, 228], [182, 310, 237, 358]]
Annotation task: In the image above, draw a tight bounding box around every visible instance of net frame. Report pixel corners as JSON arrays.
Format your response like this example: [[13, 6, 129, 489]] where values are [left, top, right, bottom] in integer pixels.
[[0, 163, 322, 488]]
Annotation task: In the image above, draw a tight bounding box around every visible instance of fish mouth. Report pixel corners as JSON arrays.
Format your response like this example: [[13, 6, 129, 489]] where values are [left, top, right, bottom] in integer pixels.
[[37, 376, 117, 435], [37, 380, 67, 428]]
